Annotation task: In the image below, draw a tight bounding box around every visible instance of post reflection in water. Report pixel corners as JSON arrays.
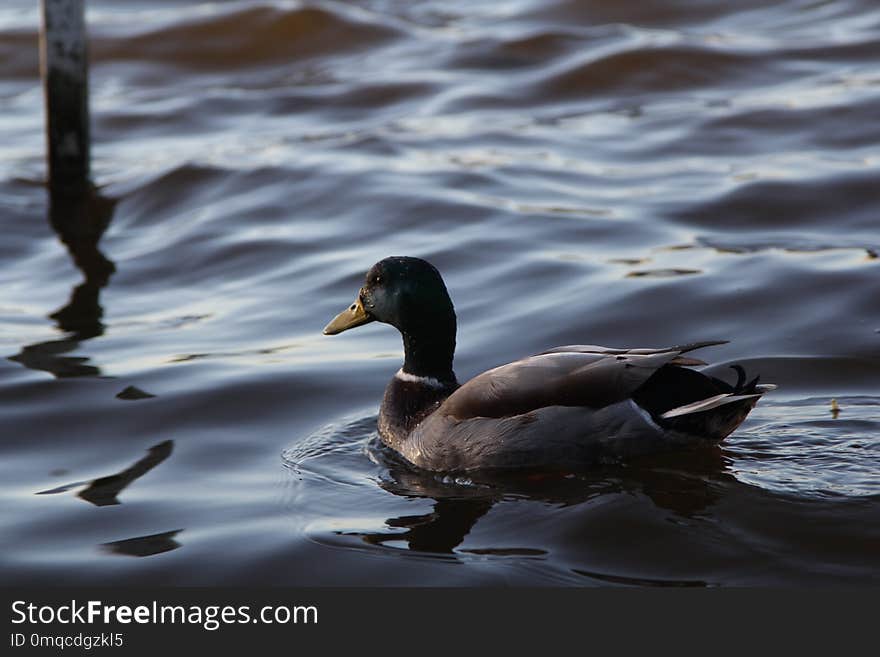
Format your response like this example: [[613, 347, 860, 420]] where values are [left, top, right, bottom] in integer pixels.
[[15, 186, 181, 558], [37, 440, 174, 506], [102, 529, 184, 558], [8, 185, 116, 378], [77, 440, 173, 507], [36, 440, 181, 558]]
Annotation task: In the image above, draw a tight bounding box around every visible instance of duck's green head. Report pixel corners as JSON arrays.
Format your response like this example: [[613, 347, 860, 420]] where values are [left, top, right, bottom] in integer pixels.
[[323, 256, 455, 338]]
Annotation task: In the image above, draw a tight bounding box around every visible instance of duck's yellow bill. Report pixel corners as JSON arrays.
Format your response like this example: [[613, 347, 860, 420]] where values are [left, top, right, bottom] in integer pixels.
[[323, 296, 373, 335]]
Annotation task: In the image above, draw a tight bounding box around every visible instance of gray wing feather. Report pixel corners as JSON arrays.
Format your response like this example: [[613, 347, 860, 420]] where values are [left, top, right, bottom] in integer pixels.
[[537, 340, 727, 356], [440, 347, 692, 420]]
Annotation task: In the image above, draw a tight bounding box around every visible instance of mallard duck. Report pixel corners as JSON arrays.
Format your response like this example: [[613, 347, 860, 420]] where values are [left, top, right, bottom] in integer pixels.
[[324, 256, 774, 473]]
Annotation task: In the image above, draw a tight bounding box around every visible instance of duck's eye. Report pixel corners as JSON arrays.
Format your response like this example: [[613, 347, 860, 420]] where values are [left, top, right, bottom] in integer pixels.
[[373, 275, 382, 285]]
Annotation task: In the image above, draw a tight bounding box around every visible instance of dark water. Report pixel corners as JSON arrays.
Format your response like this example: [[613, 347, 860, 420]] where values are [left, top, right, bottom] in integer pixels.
[[1, 0, 878, 586]]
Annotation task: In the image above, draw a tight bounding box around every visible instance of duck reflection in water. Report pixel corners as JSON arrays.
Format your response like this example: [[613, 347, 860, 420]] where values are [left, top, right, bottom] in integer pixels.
[[348, 443, 735, 555], [37, 440, 173, 506], [8, 185, 116, 377]]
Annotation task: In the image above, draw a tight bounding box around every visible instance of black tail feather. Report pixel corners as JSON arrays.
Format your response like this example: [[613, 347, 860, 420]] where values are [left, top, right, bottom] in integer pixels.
[[729, 365, 746, 391], [745, 374, 761, 392], [635, 361, 770, 443]]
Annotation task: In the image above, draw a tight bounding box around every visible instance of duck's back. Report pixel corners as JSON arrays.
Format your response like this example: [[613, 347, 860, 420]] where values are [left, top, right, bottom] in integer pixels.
[[386, 343, 770, 473]]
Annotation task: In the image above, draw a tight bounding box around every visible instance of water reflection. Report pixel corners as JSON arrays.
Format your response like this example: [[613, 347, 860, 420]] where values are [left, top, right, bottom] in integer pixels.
[[356, 497, 495, 554], [102, 529, 184, 558], [347, 446, 735, 555], [8, 185, 116, 378], [37, 440, 173, 506], [570, 568, 708, 587]]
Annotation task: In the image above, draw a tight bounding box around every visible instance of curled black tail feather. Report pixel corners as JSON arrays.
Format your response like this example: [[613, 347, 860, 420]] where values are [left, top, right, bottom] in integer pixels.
[[730, 365, 746, 391], [729, 364, 761, 394], [635, 361, 773, 443]]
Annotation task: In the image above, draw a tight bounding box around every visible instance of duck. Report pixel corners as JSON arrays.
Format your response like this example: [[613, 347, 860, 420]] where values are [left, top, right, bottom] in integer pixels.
[[323, 256, 775, 473]]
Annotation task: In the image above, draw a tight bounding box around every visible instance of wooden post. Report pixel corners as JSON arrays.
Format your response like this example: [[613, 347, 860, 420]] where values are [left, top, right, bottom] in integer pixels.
[[40, 0, 90, 193]]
